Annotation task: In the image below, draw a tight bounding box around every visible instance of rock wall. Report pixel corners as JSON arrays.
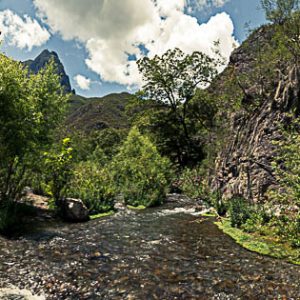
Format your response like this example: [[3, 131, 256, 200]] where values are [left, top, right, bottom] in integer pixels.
[[23, 49, 73, 94], [213, 63, 300, 202]]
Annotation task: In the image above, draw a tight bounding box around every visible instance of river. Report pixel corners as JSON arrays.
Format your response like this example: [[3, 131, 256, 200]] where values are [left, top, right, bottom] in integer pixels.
[[0, 198, 299, 299]]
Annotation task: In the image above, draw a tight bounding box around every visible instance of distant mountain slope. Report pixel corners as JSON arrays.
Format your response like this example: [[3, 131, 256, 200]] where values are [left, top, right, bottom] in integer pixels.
[[66, 92, 133, 132], [23, 49, 73, 94]]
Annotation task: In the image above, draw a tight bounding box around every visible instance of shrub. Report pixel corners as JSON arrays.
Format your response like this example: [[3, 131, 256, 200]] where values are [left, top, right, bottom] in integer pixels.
[[176, 167, 209, 199], [43, 138, 74, 204], [0, 201, 17, 234], [66, 161, 115, 214], [210, 191, 227, 216], [110, 127, 173, 207], [229, 197, 253, 228], [0, 55, 68, 205]]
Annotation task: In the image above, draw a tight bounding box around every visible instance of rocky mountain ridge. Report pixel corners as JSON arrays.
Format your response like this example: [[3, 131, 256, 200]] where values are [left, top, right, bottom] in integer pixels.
[[23, 49, 73, 94], [212, 26, 300, 202]]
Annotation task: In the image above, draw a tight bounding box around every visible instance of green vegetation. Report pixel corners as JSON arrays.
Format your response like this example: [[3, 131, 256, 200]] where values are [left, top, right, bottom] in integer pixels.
[[66, 161, 115, 214], [43, 138, 74, 204], [0, 0, 300, 270], [110, 127, 173, 207], [0, 55, 68, 233], [216, 220, 300, 265], [127, 205, 146, 210], [136, 48, 222, 168], [90, 211, 115, 220]]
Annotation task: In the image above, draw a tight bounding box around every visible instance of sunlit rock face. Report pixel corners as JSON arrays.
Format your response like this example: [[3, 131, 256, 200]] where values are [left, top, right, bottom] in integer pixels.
[[23, 49, 73, 94], [212, 26, 300, 202]]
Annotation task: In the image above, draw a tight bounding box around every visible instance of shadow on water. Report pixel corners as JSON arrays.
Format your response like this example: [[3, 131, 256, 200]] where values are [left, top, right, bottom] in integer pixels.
[[0, 200, 299, 299]]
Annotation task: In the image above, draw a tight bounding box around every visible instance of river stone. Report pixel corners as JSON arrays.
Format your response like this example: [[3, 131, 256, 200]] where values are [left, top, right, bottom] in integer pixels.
[[61, 198, 89, 222]]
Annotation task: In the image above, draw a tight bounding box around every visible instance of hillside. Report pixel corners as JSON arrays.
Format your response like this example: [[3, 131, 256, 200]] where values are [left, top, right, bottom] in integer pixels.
[[66, 92, 133, 132]]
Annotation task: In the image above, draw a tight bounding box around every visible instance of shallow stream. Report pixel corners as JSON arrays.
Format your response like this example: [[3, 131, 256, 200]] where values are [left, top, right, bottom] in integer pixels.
[[0, 198, 299, 299]]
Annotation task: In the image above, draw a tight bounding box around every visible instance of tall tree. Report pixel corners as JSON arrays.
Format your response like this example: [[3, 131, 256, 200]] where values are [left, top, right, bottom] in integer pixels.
[[0, 55, 68, 203], [261, 0, 299, 24], [137, 48, 220, 167]]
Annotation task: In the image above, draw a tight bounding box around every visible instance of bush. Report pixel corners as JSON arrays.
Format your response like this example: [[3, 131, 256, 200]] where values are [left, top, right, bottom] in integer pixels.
[[66, 161, 115, 214], [43, 138, 74, 204], [210, 191, 227, 216], [0, 201, 37, 235], [0, 201, 17, 234], [0, 55, 68, 204], [110, 127, 173, 207], [229, 197, 253, 228], [175, 167, 209, 199]]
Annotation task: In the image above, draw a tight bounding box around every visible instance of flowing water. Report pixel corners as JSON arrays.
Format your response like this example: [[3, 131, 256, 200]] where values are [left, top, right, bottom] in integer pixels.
[[0, 198, 299, 299]]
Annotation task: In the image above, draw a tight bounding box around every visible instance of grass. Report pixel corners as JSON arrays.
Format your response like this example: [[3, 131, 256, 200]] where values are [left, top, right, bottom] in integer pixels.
[[216, 219, 300, 265], [90, 210, 115, 220], [200, 212, 217, 217], [127, 205, 146, 210]]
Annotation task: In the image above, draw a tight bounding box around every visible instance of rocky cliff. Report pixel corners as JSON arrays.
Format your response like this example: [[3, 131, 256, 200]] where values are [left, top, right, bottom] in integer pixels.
[[213, 27, 300, 202], [23, 49, 73, 94]]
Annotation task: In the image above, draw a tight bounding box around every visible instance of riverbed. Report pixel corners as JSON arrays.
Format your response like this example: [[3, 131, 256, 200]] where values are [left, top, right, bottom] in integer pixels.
[[0, 199, 299, 299]]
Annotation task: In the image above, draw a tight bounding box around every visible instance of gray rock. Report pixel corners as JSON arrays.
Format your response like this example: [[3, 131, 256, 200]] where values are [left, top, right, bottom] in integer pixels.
[[61, 198, 89, 222], [212, 49, 300, 202]]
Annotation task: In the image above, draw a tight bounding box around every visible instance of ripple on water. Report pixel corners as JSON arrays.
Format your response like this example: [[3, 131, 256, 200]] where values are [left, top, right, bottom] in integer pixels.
[[0, 203, 299, 299]]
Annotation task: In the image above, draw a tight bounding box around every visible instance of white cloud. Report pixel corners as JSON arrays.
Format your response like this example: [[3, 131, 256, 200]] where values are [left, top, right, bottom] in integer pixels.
[[33, 0, 237, 87], [0, 9, 50, 51], [74, 74, 91, 90], [192, 0, 230, 9]]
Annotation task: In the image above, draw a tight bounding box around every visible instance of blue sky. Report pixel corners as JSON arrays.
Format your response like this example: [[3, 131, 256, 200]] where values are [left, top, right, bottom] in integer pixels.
[[0, 0, 266, 98]]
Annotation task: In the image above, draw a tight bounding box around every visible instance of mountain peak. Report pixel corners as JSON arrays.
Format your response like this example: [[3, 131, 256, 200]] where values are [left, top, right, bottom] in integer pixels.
[[23, 49, 73, 94]]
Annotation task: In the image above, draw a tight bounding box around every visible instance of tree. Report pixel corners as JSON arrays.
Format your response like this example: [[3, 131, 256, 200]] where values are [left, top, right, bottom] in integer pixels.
[[43, 138, 74, 204], [261, 0, 299, 24], [137, 48, 220, 167], [0, 54, 68, 204], [110, 127, 173, 207]]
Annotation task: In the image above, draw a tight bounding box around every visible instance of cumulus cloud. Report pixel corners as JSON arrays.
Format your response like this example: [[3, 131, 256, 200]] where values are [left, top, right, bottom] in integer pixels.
[[0, 9, 50, 50], [192, 0, 230, 9], [74, 74, 92, 90], [33, 0, 237, 86]]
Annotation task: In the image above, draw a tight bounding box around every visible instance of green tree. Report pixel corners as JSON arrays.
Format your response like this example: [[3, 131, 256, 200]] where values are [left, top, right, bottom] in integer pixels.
[[111, 127, 173, 207], [261, 0, 299, 24], [66, 161, 115, 214], [43, 138, 74, 204], [0, 55, 68, 204], [137, 48, 220, 167]]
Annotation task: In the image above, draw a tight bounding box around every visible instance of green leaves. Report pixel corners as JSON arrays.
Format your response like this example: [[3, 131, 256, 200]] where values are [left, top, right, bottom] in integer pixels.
[[43, 138, 74, 202], [111, 127, 173, 207], [261, 0, 300, 24], [137, 48, 219, 110], [0, 54, 69, 203]]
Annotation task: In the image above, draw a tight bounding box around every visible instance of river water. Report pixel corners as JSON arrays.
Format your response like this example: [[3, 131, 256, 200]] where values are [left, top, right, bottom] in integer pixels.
[[0, 198, 299, 299]]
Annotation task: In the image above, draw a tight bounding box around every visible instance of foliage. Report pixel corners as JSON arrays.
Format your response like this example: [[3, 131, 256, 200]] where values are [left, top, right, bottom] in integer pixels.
[[0, 55, 68, 204], [43, 138, 74, 204], [269, 116, 300, 210], [88, 128, 127, 163], [229, 197, 253, 228], [137, 48, 221, 167], [216, 219, 300, 265], [174, 166, 209, 199], [66, 161, 115, 214], [261, 0, 299, 24], [110, 127, 173, 207], [0, 200, 17, 234], [210, 191, 227, 216]]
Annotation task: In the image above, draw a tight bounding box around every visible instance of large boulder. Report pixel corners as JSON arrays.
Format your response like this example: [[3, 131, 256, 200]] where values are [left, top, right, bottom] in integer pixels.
[[61, 198, 89, 222]]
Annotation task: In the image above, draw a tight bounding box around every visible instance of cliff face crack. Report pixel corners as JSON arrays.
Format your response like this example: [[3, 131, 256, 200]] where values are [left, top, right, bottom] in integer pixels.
[[213, 58, 300, 202]]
